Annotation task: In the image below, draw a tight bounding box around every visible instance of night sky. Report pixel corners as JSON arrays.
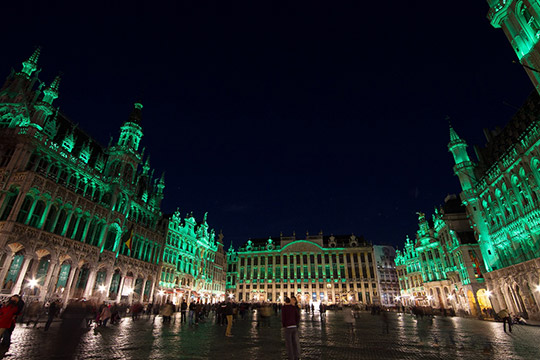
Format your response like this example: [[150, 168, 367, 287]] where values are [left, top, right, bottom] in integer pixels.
[[1, 1, 534, 249]]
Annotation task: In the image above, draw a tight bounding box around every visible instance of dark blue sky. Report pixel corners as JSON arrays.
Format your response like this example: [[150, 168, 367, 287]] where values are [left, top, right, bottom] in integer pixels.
[[1, 1, 533, 249]]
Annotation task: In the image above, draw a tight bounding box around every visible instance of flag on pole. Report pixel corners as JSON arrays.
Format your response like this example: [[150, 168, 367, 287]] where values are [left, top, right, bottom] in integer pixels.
[[123, 225, 134, 251]]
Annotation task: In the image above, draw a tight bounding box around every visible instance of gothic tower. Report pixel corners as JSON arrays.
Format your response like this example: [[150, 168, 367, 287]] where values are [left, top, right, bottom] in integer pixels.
[[487, 1, 540, 93], [448, 124, 500, 271], [107, 102, 144, 186]]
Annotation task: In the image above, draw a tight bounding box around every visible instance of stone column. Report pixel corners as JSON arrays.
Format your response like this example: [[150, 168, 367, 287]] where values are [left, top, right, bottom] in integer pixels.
[[38, 201, 54, 229], [63, 265, 78, 302], [11, 255, 33, 294], [61, 211, 75, 237], [69, 214, 82, 239], [24, 197, 39, 224], [84, 267, 98, 298], [103, 269, 114, 298], [0, 253, 14, 287], [116, 275, 126, 303], [97, 224, 109, 250], [149, 280, 156, 303], [40, 261, 58, 302], [80, 218, 92, 243], [140, 277, 147, 303]]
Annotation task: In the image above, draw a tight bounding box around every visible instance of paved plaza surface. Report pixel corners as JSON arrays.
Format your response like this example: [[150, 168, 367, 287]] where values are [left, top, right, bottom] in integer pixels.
[[1, 310, 539, 359]]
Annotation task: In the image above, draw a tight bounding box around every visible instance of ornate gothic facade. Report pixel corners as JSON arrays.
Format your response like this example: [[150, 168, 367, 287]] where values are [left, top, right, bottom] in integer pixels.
[[395, 196, 489, 316], [0, 49, 226, 305]]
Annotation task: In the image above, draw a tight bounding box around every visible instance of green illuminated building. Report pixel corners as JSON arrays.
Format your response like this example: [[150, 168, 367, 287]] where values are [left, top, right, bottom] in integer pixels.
[[160, 211, 226, 303], [449, 94, 540, 319], [226, 232, 380, 305], [0, 49, 226, 305], [487, 0, 540, 93], [395, 196, 489, 316]]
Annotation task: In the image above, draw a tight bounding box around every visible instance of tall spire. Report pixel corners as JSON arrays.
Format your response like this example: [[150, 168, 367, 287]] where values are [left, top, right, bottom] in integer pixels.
[[127, 102, 143, 124], [21, 47, 41, 77], [42, 75, 61, 104], [449, 122, 462, 144]]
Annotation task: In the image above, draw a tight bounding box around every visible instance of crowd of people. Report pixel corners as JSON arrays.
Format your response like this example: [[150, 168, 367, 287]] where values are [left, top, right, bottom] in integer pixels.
[[0, 293, 533, 359]]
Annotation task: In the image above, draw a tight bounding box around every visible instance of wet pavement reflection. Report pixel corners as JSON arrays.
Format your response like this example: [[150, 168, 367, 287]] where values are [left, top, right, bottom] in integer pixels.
[[1, 310, 539, 359]]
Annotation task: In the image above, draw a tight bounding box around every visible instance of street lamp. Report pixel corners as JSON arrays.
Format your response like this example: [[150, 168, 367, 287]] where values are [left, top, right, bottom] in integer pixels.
[[535, 285, 540, 293], [98, 285, 107, 293], [27, 278, 38, 289]]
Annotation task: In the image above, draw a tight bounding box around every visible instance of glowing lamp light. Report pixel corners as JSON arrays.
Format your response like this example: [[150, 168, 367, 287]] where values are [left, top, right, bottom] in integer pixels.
[[447, 295, 455, 301], [158, 290, 165, 296], [28, 278, 39, 288], [126, 287, 134, 295], [427, 295, 433, 301], [485, 290, 492, 298], [348, 296, 353, 301], [228, 293, 234, 299], [536, 285, 540, 293], [98, 285, 106, 292]]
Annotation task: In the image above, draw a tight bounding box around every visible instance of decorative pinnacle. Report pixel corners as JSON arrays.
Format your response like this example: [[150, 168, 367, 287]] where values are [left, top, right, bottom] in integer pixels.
[[21, 47, 41, 76], [42, 75, 61, 105], [127, 102, 143, 124], [49, 75, 61, 92]]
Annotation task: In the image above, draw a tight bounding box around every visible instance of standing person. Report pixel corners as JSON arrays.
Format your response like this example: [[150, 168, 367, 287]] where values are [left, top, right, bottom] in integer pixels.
[[344, 306, 355, 333], [188, 301, 196, 325], [180, 300, 187, 323], [44, 300, 59, 331], [225, 299, 234, 337], [282, 296, 301, 360], [99, 305, 111, 327], [162, 301, 174, 323], [498, 308, 512, 333], [0, 295, 24, 344], [319, 302, 326, 322]]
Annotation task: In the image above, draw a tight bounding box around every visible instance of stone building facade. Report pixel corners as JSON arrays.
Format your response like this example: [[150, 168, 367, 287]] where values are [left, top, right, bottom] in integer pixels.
[[0, 49, 226, 305], [487, 0, 540, 93], [226, 232, 380, 305], [373, 245, 400, 306], [395, 196, 489, 315], [159, 211, 226, 304], [449, 95, 540, 319]]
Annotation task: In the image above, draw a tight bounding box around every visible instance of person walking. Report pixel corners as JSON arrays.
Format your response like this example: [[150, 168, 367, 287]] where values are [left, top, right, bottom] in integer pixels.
[[44, 300, 59, 331], [225, 299, 234, 337], [180, 300, 187, 323], [344, 306, 355, 333], [282, 296, 301, 360], [498, 308, 512, 333]]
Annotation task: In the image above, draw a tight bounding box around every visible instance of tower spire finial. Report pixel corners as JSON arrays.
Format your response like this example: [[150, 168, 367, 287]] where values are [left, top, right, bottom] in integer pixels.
[[42, 74, 61, 105], [21, 47, 41, 76]]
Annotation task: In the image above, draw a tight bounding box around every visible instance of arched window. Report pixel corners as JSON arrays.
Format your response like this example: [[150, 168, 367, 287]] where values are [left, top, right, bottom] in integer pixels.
[[28, 200, 46, 228], [16, 196, 33, 223], [48, 164, 59, 181], [74, 216, 88, 242], [53, 209, 68, 235], [104, 227, 118, 252], [44, 205, 58, 232], [0, 187, 19, 221], [25, 152, 39, 171]]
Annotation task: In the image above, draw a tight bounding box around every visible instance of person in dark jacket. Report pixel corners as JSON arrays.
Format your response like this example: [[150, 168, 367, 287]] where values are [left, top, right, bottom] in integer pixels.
[[44, 300, 59, 331], [0, 295, 24, 345], [281, 296, 301, 360]]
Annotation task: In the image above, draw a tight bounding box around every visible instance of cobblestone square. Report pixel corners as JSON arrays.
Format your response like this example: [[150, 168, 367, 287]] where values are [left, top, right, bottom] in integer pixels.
[[1, 311, 539, 360]]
